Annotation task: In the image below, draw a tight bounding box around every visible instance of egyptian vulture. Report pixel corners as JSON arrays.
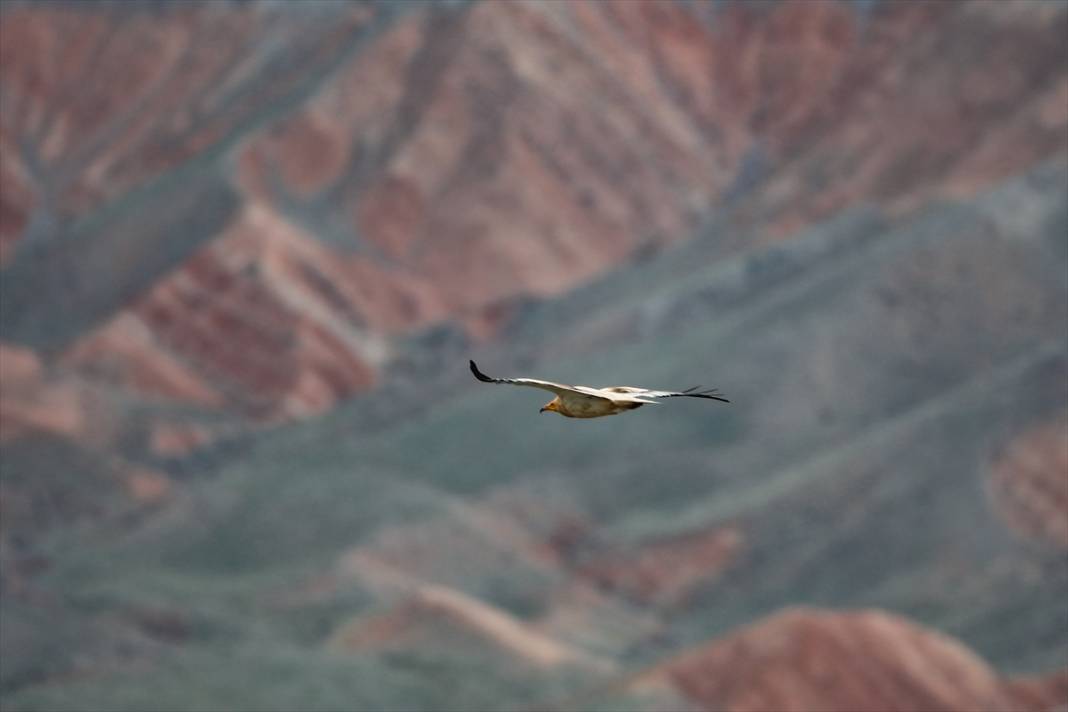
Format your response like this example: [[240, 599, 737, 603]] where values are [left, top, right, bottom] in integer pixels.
[[470, 360, 729, 418]]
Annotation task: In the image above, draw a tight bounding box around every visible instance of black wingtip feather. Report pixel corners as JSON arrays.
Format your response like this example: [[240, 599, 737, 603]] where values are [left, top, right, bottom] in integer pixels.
[[469, 360, 495, 383], [685, 391, 730, 403]]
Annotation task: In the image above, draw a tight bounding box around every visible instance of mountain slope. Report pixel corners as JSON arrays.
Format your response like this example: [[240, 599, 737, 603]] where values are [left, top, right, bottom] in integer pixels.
[[3, 162, 1064, 711], [2, 2, 1066, 710], [2, 0, 1064, 426], [631, 608, 1068, 712]]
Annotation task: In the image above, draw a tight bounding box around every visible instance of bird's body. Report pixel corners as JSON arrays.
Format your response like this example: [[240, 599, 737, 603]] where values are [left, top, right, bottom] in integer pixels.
[[543, 392, 644, 418], [469, 361, 729, 418]]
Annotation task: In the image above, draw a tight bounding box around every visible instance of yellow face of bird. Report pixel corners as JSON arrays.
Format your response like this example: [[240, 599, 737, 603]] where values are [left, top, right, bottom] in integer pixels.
[[540, 398, 560, 414]]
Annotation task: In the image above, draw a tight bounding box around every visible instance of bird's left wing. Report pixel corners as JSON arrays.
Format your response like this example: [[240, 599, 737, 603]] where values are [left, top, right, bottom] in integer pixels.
[[469, 360, 599, 399]]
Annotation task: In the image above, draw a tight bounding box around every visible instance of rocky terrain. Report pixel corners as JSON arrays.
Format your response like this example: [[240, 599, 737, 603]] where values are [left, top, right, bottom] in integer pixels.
[[636, 609, 1068, 712], [1, 1, 1066, 711], [2, 0, 1065, 427]]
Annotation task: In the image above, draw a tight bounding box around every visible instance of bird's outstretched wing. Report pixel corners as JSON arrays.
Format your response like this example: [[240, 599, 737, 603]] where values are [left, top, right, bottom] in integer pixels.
[[470, 361, 730, 406], [469, 360, 601, 399], [602, 385, 730, 403]]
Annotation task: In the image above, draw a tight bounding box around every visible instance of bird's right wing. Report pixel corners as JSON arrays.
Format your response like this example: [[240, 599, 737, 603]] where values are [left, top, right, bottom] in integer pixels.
[[469, 361, 599, 399], [602, 385, 730, 403], [642, 387, 730, 403]]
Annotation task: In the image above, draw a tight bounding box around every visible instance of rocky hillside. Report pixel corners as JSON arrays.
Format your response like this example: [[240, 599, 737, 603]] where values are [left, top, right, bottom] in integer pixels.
[[633, 608, 1068, 712], [4, 162, 1065, 710], [1, 1, 1066, 711], [2, 0, 1064, 429]]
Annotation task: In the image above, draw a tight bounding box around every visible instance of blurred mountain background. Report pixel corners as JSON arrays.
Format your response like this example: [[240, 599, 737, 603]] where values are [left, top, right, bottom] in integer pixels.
[[1, 1, 1066, 710]]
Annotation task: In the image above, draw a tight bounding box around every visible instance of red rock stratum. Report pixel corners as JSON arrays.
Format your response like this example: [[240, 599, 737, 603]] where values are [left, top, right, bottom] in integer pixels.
[[989, 418, 1068, 550], [637, 608, 1068, 712], [2, 1, 1065, 425]]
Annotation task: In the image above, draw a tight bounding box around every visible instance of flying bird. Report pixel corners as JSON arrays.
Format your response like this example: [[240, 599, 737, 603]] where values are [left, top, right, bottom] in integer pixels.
[[469, 360, 729, 418]]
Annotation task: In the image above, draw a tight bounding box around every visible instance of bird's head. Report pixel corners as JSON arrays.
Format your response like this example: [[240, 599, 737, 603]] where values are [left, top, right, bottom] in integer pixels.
[[540, 399, 560, 415]]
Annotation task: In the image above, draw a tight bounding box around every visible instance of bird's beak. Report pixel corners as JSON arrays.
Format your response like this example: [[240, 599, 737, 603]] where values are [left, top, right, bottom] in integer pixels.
[[539, 407, 547, 413]]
